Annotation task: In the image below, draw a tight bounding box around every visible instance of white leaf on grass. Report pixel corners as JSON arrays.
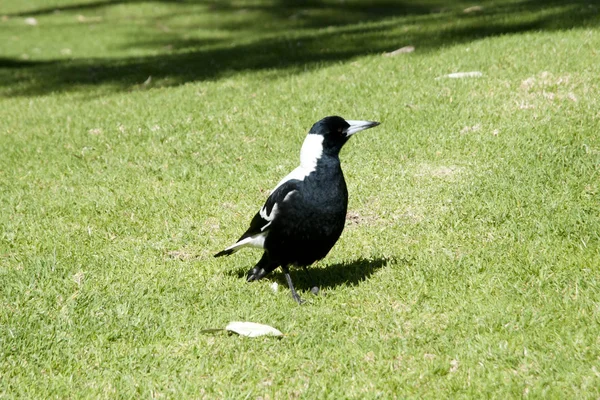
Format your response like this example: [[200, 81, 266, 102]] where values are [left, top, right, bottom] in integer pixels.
[[383, 46, 415, 56], [76, 14, 103, 23], [463, 6, 484, 13], [438, 71, 483, 79], [225, 321, 283, 337]]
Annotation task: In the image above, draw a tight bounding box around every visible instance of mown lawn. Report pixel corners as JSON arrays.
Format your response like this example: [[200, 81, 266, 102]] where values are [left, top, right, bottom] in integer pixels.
[[1, 0, 599, 398]]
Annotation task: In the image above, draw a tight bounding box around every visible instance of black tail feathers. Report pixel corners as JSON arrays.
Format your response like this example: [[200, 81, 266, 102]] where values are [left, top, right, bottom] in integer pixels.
[[214, 248, 235, 257]]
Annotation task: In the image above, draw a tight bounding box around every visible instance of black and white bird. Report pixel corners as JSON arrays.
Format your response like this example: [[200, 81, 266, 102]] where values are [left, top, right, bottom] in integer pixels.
[[214, 116, 380, 304]]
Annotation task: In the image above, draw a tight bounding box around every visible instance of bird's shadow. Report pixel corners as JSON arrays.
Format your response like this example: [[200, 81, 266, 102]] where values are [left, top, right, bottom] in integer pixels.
[[230, 256, 398, 292]]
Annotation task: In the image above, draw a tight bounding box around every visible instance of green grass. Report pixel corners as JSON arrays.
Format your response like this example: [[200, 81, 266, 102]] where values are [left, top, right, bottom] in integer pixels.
[[1, 0, 600, 398]]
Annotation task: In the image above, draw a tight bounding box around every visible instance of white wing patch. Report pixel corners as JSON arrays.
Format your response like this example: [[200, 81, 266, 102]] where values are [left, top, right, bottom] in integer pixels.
[[222, 204, 275, 251], [259, 202, 279, 221], [259, 202, 279, 231], [283, 190, 297, 202]]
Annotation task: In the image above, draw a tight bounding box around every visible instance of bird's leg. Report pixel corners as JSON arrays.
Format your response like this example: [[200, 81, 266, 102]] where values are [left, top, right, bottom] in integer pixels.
[[247, 252, 277, 282], [281, 265, 304, 305], [302, 266, 320, 296]]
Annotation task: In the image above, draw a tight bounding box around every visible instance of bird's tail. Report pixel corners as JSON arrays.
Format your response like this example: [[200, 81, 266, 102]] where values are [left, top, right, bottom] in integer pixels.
[[214, 248, 235, 257]]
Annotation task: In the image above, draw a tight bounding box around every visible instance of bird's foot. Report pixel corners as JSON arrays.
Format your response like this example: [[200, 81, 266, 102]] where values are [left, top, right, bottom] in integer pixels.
[[246, 271, 258, 282], [292, 292, 305, 305], [282, 265, 305, 305], [246, 267, 266, 282]]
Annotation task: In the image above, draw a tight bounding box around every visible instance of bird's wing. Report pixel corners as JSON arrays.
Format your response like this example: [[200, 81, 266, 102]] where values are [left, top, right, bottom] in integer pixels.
[[241, 178, 301, 240], [214, 179, 301, 257]]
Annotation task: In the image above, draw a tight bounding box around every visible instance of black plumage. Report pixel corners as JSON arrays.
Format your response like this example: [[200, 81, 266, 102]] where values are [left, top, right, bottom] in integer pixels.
[[215, 116, 380, 303]]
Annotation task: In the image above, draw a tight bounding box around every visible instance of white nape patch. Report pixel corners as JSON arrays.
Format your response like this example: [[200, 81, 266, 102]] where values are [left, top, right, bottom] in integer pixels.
[[224, 232, 267, 252], [299, 134, 324, 171], [272, 134, 323, 191]]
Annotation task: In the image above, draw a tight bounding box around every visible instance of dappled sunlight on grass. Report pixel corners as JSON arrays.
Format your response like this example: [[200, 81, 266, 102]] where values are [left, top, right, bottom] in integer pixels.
[[1, 0, 599, 95]]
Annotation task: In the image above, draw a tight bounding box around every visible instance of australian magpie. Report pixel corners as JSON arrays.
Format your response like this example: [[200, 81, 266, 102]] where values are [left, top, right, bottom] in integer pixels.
[[214, 116, 380, 304]]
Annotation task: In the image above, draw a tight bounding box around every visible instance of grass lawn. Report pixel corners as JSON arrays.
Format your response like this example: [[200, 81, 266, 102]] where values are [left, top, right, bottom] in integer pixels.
[[1, 0, 599, 397]]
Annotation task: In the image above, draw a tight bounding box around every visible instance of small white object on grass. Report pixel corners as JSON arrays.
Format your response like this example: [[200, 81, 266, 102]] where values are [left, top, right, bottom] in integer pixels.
[[24, 17, 38, 26], [463, 6, 484, 13], [225, 321, 283, 338], [438, 71, 483, 79], [383, 46, 415, 56], [270, 282, 279, 293]]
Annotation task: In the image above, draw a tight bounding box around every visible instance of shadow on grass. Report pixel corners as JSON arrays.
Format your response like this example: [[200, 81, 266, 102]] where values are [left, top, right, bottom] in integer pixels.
[[1, 0, 598, 96], [231, 256, 401, 291]]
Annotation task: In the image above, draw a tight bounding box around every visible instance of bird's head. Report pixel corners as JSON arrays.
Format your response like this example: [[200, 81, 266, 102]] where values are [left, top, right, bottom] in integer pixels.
[[308, 116, 380, 156]]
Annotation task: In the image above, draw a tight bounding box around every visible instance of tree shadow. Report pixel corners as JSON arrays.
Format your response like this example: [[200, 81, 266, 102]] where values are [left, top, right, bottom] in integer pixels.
[[6, 0, 138, 17], [0, 57, 53, 68], [1, 0, 598, 96], [230, 256, 401, 291], [6, 0, 435, 21]]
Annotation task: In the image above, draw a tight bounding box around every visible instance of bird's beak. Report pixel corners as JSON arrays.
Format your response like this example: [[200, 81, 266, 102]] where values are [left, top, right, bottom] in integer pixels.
[[344, 120, 381, 137]]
